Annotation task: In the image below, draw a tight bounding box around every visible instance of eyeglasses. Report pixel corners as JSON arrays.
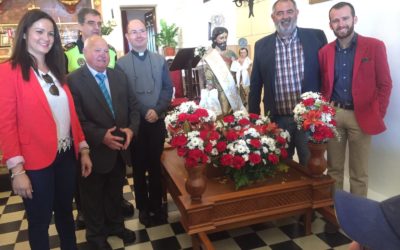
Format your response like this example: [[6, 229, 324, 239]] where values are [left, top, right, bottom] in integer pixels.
[[85, 20, 102, 27], [42, 74, 59, 96], [128, 29, 147, 36]]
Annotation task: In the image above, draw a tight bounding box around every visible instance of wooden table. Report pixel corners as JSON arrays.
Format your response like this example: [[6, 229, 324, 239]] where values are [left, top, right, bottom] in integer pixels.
[[161, 149, 337, 250]]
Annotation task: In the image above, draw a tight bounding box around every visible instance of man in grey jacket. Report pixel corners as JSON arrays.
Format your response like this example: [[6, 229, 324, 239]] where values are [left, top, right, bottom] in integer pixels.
[[117, 19, 173, 227]]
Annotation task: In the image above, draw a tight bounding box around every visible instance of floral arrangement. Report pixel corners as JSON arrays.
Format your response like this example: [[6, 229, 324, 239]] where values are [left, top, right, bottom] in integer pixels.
[[165, 101, 218, 168], [293, 92, 339, 144], [166, 102, 291, 189], [194, 46, 206, 58], [210, 111, 290, 189], [101, 20, 117, 36]]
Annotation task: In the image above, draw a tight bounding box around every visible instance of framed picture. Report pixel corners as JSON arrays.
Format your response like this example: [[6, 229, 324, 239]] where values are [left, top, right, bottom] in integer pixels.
[[0, 34, 11, 47], [309, 0, 331, 4], [0, 47, 12, 59]]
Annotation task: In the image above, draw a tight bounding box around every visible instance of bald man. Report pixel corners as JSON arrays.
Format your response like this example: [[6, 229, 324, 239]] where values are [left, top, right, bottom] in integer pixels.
[[68, 36, 139, 249]]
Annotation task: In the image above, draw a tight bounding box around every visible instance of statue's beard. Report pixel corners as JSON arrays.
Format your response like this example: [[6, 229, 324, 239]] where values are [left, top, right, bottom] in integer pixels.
[[216, 42, 227, 51]]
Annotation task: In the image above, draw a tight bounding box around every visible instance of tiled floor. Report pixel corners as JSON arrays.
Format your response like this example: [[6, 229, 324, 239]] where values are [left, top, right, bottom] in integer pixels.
[[0, 176, 352, 250]]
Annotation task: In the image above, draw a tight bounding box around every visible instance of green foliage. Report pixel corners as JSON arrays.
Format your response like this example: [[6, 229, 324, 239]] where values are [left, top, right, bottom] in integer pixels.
[[101, 20, 117, 36], [155, 19, 179, 48], [226, 164, 278, 190]]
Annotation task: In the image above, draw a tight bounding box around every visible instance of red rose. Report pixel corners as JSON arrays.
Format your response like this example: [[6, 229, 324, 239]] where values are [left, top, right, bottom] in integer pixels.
[[238, 118, 251, 126], [225, 130, 239, 141], [216, 141, 227, 152], [209, 130, 220, 141], [250, 139, 261, 148], [188, 149, 203, 160], [249, 153, 261, 164], [232, 155, 246, 169], [170, 134, 187, 147], [201, 154, 209, 164], [223, 115, 234, 123], [268, 154, 279, 165], [204, 143, 213, 153], [220, 154, 233, 166], [177, 113, 189, 122], [199, 130, 208, 140], [249, 113, 259, 120], [280, 148, 288, 159], [303, 98, 315, 107], [194, 108, 209, 118], [276, 136, 287, 145], [188, 114, 200, 123]]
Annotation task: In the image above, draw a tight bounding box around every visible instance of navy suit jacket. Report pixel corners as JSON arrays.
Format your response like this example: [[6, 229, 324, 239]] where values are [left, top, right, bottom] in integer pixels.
[[249, 27, 327, 117]]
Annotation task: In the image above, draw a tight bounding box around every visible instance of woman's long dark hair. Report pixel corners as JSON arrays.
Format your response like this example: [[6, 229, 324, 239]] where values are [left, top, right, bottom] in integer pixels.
[[10, 9, 66, 84]]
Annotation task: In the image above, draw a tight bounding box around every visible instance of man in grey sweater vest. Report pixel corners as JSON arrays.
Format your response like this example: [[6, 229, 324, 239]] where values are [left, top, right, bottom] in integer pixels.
[[116, 19, 173, 227]]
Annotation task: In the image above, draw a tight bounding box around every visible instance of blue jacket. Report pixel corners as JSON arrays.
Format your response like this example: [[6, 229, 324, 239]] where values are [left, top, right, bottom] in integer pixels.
[[249, 27, 327, 117]]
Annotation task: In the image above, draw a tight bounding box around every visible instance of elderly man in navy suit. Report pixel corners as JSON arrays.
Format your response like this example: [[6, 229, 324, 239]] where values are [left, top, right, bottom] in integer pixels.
[[249, 0, 327, 166]]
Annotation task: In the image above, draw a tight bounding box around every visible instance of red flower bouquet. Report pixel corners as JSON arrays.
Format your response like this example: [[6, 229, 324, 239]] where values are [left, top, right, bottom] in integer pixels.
[[211, 111, 290, 189], [293, 92, 339, 143], [166, 103, 290, 189], [165, 101, 218, 168]]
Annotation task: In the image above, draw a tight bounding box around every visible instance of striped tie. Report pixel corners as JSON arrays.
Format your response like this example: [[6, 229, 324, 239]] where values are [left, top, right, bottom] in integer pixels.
[[95, 73, 115, 117]]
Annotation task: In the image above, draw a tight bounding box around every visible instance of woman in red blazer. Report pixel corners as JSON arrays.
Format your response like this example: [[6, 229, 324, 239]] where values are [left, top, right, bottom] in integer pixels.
[[0, 10, 92, 250]]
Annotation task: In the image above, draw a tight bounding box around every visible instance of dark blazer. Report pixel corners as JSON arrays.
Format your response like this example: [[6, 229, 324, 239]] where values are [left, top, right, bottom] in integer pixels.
[[67, 65, 140, 173], [319, 35, 392, 135], [249, 27, 327, 117]]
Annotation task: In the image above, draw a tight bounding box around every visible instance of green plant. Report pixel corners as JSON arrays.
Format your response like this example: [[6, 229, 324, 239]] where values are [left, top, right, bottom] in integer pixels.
[[155, 19, 179, 48], [101, 20, 117, 36]]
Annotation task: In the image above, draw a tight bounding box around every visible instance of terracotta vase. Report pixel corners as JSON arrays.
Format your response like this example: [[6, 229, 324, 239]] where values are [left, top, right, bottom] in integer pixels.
[[307, 142, 328, 177], [185, 164, 207, 202], [163, 47, 176, 56]]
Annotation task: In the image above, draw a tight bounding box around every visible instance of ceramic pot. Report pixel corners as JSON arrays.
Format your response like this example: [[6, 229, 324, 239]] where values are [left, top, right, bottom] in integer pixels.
[[307, 142, 328, 177], [185, 163, 207, 202]]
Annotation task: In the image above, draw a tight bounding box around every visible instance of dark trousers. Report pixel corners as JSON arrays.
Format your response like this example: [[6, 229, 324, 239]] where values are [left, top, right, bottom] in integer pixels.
[[131, 118, 166, 212], [273, 115, 310, 166], [79, 155, 125, 245], [23, 148, 77, 250]]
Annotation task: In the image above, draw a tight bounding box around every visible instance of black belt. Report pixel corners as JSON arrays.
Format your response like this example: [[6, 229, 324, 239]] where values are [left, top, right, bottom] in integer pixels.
[[331, 101, 354, 110]]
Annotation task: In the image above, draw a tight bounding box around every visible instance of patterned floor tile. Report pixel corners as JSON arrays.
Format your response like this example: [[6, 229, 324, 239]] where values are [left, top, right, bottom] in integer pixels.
[[0, 176, 353, 250]]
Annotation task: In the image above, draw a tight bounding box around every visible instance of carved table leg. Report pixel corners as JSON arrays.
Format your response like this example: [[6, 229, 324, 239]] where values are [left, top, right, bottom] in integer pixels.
[[304, 209, 312, 235]]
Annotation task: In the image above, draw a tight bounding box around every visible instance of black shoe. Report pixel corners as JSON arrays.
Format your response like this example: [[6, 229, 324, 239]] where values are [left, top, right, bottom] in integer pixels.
[[151, 209, 168, 226], [324, 221, 339, 234], [122, 199, 134, 217], [139, 210, 152, 227], [115, 228, 136, 244], [88, 240, 112, 250], [76, 212, 85, 229]]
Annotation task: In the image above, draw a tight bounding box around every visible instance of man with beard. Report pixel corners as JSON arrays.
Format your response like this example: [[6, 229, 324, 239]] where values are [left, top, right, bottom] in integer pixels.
[[249, 0, 327, 166], [203, 27, 245, 116], [319, 2, 392, 197]]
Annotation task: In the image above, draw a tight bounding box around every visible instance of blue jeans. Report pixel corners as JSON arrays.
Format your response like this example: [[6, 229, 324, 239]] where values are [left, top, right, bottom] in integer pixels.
[[23, 148, 77, 250], [273, 115, 310, 166]]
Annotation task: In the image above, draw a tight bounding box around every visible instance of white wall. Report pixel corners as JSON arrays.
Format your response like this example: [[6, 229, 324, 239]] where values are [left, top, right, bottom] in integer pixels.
[[101, 0, 237, 53]]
